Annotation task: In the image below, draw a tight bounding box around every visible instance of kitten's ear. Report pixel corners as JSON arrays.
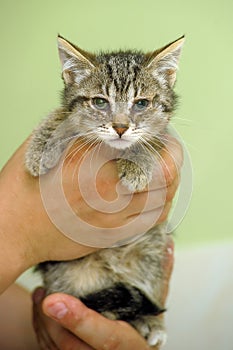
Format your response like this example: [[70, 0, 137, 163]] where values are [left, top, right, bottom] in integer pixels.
[[145, 36, 185, 87], [57, 35, 96, 84]]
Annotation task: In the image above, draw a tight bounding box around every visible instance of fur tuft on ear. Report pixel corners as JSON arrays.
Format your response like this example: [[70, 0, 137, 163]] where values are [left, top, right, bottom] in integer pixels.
[[145, 36, 185, 87], [57, 35, 96, 84]]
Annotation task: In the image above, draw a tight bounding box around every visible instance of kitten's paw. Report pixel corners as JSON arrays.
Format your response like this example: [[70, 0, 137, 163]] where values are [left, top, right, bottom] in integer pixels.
[[133, 316, 167, 349], [25, 142, 65, 176], [25, 152, 56, 176], [147, 329, 167, 348], [25, 158, 40, 177], [121, 172, 149, 192], [117, 159, 151, 192]]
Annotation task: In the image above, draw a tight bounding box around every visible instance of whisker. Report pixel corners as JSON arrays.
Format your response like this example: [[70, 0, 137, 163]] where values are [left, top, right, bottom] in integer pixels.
[[156, 133, 180, 148], [158, 132, 195, 152], [70, 137, 100, 184], [152, 137, 181, 175], [64, 133, 96, 160], [40, 133, 81, 183], [89, 139, 105, 174], [45, 132, 99, 185], [172, 116, 193, 124], [64, 135, 99, 173], [138, 137, 173, 181]]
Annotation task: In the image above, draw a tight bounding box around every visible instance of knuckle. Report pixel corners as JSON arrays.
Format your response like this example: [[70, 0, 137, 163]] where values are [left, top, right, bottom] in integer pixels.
[[166, 185, 175, 201], [176, 140, 184, 164], [166, 176, 179, 201], [166, 188, 174, 202], [164, 165, 178, 186], [168, 137, 184, 168], [158, 201, 172, 223]]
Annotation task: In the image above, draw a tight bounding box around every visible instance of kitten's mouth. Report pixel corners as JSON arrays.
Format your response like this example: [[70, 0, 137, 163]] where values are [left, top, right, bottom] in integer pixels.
[[105, 138, 134, 150]]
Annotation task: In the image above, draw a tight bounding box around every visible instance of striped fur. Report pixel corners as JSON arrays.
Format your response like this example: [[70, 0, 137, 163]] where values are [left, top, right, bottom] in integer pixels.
[[26, 35, 184, 347]]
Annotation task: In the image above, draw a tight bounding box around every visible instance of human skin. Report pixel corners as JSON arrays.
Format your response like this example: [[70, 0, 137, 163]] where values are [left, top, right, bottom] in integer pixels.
[[32, 238, 174, 350], [0, 135, 181, 349], [0, 284, 39, 350], [0, 238, 173, 350], [0, 135, 181, 294]]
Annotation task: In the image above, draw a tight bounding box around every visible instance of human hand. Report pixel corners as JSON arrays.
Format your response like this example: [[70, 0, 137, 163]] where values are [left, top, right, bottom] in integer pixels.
[[39, 135, 182, 247], [32, 238, 174, 350], [0, 135, 181, 292]]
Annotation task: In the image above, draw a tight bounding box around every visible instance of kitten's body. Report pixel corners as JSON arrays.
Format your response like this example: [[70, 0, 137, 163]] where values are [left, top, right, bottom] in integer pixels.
[[26, 35, 184, 347]]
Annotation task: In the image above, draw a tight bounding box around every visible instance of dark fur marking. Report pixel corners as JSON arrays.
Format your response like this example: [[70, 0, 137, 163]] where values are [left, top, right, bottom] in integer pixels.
[[106, 63, 113, 81], [68, 95, 89, 111], [80, 283, 166, 322]]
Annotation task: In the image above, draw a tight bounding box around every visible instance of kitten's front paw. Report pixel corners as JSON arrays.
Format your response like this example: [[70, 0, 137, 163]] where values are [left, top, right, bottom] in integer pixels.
[[117, 159, 151, 192], [25, 141, 65, 177], [25, 150, 58, 176]]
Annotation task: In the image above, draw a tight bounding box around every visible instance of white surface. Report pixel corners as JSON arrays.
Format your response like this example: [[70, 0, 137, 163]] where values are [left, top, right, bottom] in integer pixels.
[[164, 242, 233, 350]]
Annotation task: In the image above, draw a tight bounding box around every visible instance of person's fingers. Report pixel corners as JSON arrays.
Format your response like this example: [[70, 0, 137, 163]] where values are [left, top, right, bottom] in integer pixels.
[[156, 201, 173, 224], [33, 288, 94, 350], [50, 326, 94, 350], [52, 329, 95, 350], [74, 170, 179, 227], [159, 135, 183, 186], [43, 294, 151, 350], [33, 234, 175, 350], [166, 173, 179, 201], [154, 168, 179, 225], [33, 288, 59, 350], [161, 237, 175, 304], [58, 136, 182, 236]]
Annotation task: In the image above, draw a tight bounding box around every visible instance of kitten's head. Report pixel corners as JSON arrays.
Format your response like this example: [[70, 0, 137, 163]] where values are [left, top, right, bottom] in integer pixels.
[[58, 35, 184, 150]]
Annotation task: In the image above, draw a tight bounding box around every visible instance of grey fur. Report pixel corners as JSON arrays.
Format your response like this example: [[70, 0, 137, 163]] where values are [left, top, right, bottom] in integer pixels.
[[26, 35, 184, 347]]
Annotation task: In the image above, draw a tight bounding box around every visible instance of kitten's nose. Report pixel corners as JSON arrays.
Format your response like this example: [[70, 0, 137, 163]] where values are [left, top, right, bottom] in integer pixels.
[[112, 123, 129, 137]]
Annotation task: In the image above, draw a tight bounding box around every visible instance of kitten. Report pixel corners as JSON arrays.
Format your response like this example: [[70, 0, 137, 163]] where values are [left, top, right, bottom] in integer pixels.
[[25, 35, 184, 347]]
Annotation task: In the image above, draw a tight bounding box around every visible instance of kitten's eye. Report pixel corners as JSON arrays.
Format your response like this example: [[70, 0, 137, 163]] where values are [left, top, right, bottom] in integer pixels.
[[134, 99, 150, 111], [92, 97, 109, 110]]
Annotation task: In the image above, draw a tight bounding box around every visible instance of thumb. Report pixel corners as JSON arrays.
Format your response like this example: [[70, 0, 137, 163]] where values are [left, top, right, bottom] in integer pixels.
[[42, 293, 150, 350]]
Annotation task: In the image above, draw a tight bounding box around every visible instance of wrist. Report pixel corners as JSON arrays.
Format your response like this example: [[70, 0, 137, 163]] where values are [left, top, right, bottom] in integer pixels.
[[0, 223, 33, 294], [0, 145, 41, 293], [0, 140, 98, 294]]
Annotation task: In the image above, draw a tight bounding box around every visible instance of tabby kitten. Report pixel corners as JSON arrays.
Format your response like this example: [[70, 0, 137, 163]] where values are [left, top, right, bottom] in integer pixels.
[[25, 35, 184, 347]]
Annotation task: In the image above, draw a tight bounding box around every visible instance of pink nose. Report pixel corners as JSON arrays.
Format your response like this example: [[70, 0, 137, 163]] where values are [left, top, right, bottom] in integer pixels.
[[112, 123, 129, 137]]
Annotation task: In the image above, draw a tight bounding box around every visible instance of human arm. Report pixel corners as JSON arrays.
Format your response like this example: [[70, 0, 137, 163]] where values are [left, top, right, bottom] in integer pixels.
[[0, 134, 181, 349], [0, 140, 96, 294], [0, 283, 40, 350], [0, 135, 181, 294]]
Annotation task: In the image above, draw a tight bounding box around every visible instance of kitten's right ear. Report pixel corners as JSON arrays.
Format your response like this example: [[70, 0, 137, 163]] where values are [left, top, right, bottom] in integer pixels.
[[57, 35, 96, 84], [145, 36, 185, 87]]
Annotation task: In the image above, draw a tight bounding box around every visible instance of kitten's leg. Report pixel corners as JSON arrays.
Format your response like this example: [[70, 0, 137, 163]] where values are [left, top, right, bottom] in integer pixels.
[[117, 151, 155, 192], [25, 108, 77, 176], [37, 214, 168, 348], [72, 281, 167, 347]]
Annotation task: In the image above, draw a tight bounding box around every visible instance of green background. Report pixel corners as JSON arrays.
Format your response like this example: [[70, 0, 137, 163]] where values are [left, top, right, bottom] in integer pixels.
[[1, 0, 232, 247]]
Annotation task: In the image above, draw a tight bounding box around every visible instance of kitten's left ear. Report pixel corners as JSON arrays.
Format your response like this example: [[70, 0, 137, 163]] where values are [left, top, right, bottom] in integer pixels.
[[145, 36, 185, 87], [57, 35, 96, 84]]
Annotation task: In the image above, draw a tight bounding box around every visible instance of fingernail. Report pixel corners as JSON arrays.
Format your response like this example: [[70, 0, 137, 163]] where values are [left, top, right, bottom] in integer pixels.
[[46, 302, 68, 319]]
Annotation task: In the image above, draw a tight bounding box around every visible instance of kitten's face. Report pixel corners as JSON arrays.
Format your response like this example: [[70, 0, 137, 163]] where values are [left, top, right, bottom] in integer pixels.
[[58, 36, 184, 150]]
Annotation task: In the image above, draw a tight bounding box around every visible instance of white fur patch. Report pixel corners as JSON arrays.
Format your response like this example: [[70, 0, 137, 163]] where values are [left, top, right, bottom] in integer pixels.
[[148, 330, 167, 347], [63, 57, 77, 71]]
